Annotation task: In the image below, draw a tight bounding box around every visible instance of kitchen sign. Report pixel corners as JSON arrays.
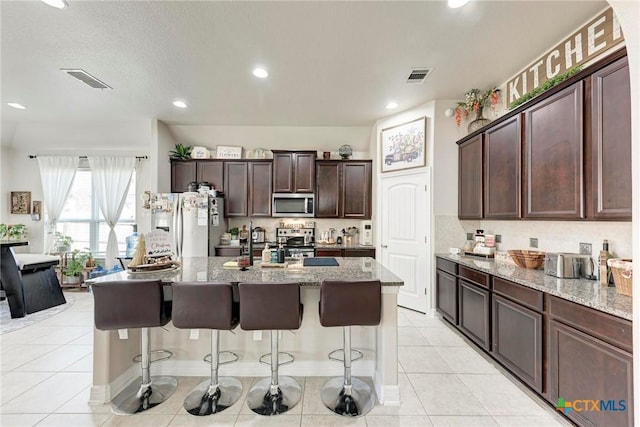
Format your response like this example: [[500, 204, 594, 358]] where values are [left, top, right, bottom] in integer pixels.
[[506, 7, 624, 105]]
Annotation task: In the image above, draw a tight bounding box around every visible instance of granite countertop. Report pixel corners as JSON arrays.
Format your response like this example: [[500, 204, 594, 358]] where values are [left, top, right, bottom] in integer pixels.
[[314, 242, 375, 250], [436, 253, 631, 320], [86, 256, 403, 287]]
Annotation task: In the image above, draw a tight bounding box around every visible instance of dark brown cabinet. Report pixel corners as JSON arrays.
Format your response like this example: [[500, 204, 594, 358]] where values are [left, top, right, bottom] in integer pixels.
[[316, 160, 372, 219], [484, 116, 521, 219], [316, 248, 375, 258], [524, 82, 584, 219], [248, 161, 272, 217], [224, 161, 273, 217], [458, 279, 490, 350], [548, 295, 633, 427], [196, 160, 224, 191], [224, 162, 248, 217], [588, 56, 632, 220], [492, 277, 544, 393], [436, 269, 457, 324], [171, 161, 197, 192], [272, 150, 316, 193], [458, 135, 483, 219], [171, 160, 224, 193]]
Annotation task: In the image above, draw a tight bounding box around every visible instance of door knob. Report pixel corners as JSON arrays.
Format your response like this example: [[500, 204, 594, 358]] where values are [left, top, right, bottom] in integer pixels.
[[381, 244, 388, 248]]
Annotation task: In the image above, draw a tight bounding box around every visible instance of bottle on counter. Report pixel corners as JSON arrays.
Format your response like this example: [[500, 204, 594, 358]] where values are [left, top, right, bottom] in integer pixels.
[[262, 243, 271, 262], [125, 227, 139, 258], [278, 243, 285, 264], [599, 240, 613, 285]]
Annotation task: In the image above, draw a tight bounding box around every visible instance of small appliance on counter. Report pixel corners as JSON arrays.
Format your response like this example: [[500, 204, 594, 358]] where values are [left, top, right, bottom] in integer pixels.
[[544, 253, 596, 279], [252, 227, 265, 243], [360, 220, 373, 246]]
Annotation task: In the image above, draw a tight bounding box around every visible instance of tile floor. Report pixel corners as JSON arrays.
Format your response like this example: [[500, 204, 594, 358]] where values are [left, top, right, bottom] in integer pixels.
[[0, 291, 573, 426]]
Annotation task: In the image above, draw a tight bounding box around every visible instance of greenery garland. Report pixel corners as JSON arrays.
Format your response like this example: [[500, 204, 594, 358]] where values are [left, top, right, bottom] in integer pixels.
[[508, 66, 582, 110]]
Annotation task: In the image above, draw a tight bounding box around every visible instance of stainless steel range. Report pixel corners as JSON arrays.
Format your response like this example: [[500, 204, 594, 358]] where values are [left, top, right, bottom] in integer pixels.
[[276, 227, 315, 257]]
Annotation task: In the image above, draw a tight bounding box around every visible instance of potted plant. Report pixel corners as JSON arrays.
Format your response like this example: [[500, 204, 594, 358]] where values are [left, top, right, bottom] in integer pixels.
[[8, 224, 27, 240], [82, 248, 95, 268], [0, 224, 7, 240], [55, 232, 73, 252], [169, 143, 193, 160], [62, 249, 90, 284]]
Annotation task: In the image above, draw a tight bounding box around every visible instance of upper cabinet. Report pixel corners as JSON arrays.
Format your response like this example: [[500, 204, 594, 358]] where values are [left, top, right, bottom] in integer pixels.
[[457, 50, 631, 221], [316, 160, 372, 219], [272, 150, 316, 193], [587, 56, 632, 220], [458, 135, 483, 219], [224, 160, 273, 217], [524, 82, 584, 219], [170, 159, 224, 193], [484, 116, 521, 219]]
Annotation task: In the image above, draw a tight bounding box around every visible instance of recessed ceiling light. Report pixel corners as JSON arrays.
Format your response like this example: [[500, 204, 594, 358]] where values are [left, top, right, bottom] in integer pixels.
[[448, 0, 470, 8], [8, 102, 27, 110], [41, 0, 68, 9], [386, 101, 398, 110], [252, 67, 269, 79], [173, 100, 188, 108]]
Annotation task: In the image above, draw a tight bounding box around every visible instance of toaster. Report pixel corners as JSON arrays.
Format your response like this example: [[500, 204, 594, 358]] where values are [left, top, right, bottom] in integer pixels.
[[544, 253, 595, 279]]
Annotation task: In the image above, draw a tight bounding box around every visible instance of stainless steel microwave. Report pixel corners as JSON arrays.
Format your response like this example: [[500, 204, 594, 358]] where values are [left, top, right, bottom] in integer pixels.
[[272, 193, 314, 217]]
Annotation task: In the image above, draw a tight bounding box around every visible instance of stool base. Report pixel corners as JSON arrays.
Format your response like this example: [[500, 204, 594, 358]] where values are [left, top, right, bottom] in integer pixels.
[[321, 376, 375, 417], [247, 376, 301, 416], [183, 377, 243, 416], [111, 375, 178, 415]]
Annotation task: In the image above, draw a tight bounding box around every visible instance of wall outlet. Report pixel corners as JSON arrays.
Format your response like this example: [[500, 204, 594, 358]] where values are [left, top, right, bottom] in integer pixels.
[[253, 331, 262, 341], [529, 238, 538, 248], [579, 242, 592, 255], [495, 234, 502, 243], [466, 233, 473, 240]]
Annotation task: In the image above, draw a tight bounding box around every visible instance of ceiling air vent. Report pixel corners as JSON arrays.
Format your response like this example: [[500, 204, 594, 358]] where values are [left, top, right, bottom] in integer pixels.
[[406, 68, 433, 84], [60, 69, 112, 89]]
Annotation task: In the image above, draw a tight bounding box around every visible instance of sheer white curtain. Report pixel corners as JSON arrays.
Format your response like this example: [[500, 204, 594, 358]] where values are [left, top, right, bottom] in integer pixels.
[[37, 156, 79, 254], [88, 157, 136, 269]]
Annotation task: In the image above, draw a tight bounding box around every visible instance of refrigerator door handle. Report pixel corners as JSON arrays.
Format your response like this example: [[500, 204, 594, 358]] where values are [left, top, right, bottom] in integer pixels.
[[174, 196, 182, 257]]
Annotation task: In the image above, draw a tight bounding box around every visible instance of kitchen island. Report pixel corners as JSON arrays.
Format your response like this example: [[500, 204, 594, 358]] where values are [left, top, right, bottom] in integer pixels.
[[86, 257, 403, 407]]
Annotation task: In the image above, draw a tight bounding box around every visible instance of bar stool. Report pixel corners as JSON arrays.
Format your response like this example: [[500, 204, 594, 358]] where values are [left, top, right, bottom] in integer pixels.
[[238, 281, 303, 416], [171, 281, 242, 416], [92, 280, 177, 415], [319, 279, 381, 417]]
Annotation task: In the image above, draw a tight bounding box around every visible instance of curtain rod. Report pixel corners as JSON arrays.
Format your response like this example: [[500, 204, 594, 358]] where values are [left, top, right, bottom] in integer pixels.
[[29, 155, 148, 160]]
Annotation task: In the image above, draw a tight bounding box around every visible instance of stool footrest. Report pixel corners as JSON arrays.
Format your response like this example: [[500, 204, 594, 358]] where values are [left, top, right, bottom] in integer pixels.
[[328, 348, 363, 363], [259, 351, 294, 367], [133, 349, 173, 364], [203, 351, 240, 365]]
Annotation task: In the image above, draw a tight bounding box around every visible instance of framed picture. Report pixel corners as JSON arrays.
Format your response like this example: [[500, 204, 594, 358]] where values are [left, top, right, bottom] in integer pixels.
[[10, 191, 31, 214], [380, 117, 426, 173], [31, 200, 42, 221], [216, 145, 243, 159]]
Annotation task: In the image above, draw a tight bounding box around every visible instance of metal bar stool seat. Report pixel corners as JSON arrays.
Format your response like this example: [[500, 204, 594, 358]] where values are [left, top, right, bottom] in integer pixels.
[[239, 281, 303, 416], [319, 279, 381, 417], [92, 280, 177, 415], [172, 281, 242, 416]]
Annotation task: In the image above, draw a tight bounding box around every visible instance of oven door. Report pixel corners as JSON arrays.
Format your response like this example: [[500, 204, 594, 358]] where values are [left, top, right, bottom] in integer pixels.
[[285, 247, 315, 258]]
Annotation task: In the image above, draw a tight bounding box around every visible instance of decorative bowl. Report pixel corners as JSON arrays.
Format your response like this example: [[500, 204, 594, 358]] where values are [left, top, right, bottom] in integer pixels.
[[507, 250, 546, 269]]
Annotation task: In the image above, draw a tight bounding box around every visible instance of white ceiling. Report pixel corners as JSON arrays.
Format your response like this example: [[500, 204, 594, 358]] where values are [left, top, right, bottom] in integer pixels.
[[1, 0, 608, 134]]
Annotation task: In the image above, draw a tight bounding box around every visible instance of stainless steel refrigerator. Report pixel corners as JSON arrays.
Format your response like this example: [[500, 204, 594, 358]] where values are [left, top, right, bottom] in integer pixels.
[[149, 193, 227, 257]]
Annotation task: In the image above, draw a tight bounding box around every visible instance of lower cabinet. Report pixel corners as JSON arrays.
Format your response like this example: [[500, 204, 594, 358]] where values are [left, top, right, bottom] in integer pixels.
[[548, 296, 633, 427], [492, 294, 543, 392], [316, 248, 375, 258], [435, 269, 457, 324], [458, 280, 490, 351]]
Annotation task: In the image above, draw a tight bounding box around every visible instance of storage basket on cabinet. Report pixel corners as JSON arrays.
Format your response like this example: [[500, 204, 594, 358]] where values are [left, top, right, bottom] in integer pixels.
[[607, 258, 633, 296]]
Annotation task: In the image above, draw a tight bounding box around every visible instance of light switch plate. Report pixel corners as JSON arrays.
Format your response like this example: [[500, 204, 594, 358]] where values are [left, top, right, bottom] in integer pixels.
[[189, 329, 199, 340], [466, 233, 473, 240], [253, 331, 262, 341], [529, 238, 538, 248], [495, 234, 502, 243]]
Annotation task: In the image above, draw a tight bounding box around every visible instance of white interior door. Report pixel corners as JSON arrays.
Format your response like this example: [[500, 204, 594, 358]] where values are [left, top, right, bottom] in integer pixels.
[[380, 170, 430, 313]]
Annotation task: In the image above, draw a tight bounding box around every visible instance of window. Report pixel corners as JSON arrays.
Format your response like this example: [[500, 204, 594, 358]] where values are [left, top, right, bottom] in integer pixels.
[[57, 168, 136, 255]]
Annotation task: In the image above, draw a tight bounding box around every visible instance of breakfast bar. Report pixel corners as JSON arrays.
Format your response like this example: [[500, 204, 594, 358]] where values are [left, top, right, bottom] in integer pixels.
[[86, 257, 403, 406]]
